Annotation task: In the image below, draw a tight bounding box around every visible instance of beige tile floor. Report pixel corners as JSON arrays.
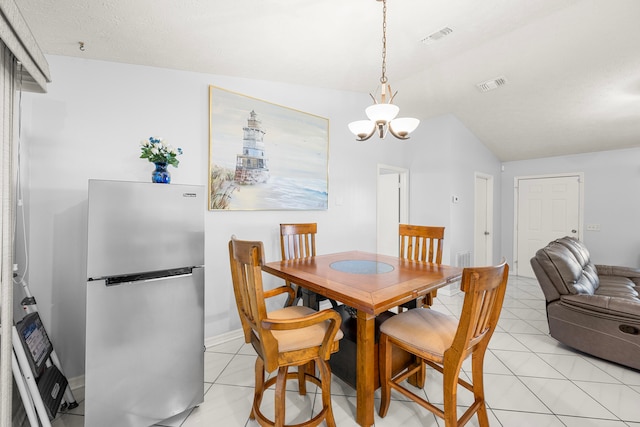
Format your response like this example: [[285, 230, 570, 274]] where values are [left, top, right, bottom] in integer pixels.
[[50, 275, 640, 426]]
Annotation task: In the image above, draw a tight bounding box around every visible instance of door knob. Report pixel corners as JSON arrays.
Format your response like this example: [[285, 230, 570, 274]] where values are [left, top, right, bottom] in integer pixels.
[[571, 229, 577, 233], [484, 231, 490, 235]]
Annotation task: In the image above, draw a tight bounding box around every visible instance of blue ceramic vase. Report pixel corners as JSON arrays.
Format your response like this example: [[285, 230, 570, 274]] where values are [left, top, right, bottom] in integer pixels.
[[151, 162, 171, 184]]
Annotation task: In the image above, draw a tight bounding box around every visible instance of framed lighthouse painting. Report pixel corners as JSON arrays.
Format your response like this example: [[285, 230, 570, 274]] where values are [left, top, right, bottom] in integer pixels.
[[208, 85, 329, 211]]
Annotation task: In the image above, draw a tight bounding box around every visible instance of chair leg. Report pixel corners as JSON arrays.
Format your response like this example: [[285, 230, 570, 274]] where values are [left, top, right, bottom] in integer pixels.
[[251, 357, 266, 420], [423, 290, 437, 307], [297, 361, 315, 395], [317, 359, 337, 427], [442, 360, 463, 427], [287, 284, 302, 307], [275, 366, 288, 427], [378, 334, 392, 418], [471, 352, 489, 427], [412, 358, 426, 389]]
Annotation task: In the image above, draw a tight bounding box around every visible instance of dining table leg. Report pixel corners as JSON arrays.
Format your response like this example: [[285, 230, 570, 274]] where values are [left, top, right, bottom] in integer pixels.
[[356, 309, 375, 427]]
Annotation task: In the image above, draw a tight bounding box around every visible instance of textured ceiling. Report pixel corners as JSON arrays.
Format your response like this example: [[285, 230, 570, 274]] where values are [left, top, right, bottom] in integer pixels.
[[15, 0, 640, 161]]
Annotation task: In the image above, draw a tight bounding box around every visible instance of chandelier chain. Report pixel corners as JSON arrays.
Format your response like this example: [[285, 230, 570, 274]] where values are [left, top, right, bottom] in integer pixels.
[[380, 0, 387, 84]]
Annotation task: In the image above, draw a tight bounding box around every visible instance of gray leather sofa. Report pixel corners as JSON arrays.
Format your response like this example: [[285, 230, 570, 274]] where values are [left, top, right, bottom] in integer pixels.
[[531, 236, 640, 370]]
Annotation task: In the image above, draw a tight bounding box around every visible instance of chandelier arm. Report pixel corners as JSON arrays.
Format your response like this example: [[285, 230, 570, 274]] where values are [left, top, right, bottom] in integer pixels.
[[388, 123, 411, 140], [356, 127, 377, 141], [388, 90, 398, 104]]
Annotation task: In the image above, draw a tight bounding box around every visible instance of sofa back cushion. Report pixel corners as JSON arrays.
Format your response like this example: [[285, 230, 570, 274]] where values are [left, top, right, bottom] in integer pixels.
[[532, 237, 599, 300]]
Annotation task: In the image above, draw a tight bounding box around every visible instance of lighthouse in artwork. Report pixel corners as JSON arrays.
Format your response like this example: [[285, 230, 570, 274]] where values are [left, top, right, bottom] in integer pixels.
[[234, 110, 270, 185]]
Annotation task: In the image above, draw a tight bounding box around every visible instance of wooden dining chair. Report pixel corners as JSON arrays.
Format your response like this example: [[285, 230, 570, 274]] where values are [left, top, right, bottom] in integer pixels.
[[228, 236, 343, 427], [378, 260, 509, 427], [280, 223, 338, 309], [399, 224, 445, 309]]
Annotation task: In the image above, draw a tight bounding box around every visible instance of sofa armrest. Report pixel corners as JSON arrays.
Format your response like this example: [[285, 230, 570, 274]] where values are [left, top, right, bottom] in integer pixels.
[[561, 294, 640, 320]]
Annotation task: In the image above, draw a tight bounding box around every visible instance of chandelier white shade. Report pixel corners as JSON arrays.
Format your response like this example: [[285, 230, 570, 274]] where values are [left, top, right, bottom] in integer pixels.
[[389, 117, 420, 138], [348, 120, 377, 140], [366, 103, 399, 123], [348, 0, 419, 141]]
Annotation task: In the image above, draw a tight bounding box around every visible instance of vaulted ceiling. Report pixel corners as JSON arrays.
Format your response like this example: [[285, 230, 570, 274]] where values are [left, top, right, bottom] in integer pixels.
[[15, 0, 640, 161]]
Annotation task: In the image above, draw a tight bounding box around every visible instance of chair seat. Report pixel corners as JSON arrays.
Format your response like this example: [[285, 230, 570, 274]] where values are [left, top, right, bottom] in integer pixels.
[[379, 308, 458, 359], [269, 306, 344, 353]]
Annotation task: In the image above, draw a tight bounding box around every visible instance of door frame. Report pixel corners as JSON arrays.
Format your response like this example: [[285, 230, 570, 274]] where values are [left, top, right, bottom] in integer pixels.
[[474, 172, 494, 266], [376, 164, 409, 255], [513, 172, 584, 275]]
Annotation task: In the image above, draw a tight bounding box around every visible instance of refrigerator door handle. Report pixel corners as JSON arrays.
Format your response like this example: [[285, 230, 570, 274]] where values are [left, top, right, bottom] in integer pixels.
[[116, 273, 193, 286], [104, 267, 194, 287]]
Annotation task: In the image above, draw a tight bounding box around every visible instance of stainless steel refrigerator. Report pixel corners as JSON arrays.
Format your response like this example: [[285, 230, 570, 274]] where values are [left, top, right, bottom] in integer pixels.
[[85, 179, 204, 427]]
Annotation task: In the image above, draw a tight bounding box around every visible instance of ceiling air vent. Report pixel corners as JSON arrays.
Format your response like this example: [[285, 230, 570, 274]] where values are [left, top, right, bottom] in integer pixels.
[[476, 76, 508, 93], [421, 27, 453, 45]]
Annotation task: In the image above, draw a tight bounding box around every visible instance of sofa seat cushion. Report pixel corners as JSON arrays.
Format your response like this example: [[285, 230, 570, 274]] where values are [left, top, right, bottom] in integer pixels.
[[595, 276, 639, 299], [560, 294, 640, 319]]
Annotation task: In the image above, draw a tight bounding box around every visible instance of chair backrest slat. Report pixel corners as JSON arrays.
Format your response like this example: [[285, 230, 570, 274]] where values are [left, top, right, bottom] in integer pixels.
[[399, 224, 444, 264], [280, 223, 317, 260]]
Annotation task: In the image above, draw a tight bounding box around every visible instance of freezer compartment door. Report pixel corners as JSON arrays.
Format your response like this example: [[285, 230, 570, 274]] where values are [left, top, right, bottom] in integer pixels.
[[85, 267, 204, 427], [87, 180, 204, 279]]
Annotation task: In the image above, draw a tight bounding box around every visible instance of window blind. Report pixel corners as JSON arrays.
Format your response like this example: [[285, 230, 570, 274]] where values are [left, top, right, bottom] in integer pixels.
[[0, 1, 50, 424], [0, 0, 51, 93]]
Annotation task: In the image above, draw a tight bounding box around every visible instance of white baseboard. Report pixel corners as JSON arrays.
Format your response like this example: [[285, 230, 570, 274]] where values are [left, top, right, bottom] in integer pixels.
[[67, 374, 85, 391], [204, 329, 244, 349]]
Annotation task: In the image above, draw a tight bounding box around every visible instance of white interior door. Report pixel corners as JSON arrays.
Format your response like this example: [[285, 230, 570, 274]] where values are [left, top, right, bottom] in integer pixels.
[[377, 174, 399, 256], [474, 173, 493, 266], [515, 174, 582, 277], [377, 165, 409, 257]]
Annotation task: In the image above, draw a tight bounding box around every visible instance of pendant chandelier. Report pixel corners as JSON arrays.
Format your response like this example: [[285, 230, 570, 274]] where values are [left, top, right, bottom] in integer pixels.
[[348, 0, 420, 141]]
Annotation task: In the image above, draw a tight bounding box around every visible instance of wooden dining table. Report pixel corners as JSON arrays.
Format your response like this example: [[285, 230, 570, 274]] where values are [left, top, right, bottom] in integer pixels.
[[262, 250, 463, 427]]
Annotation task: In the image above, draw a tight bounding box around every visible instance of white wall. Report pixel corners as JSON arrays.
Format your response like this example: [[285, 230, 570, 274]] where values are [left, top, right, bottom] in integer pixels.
[[19, 56, 502, 378], [406, 114, 503, 264], [500, 147, 640, 267]]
